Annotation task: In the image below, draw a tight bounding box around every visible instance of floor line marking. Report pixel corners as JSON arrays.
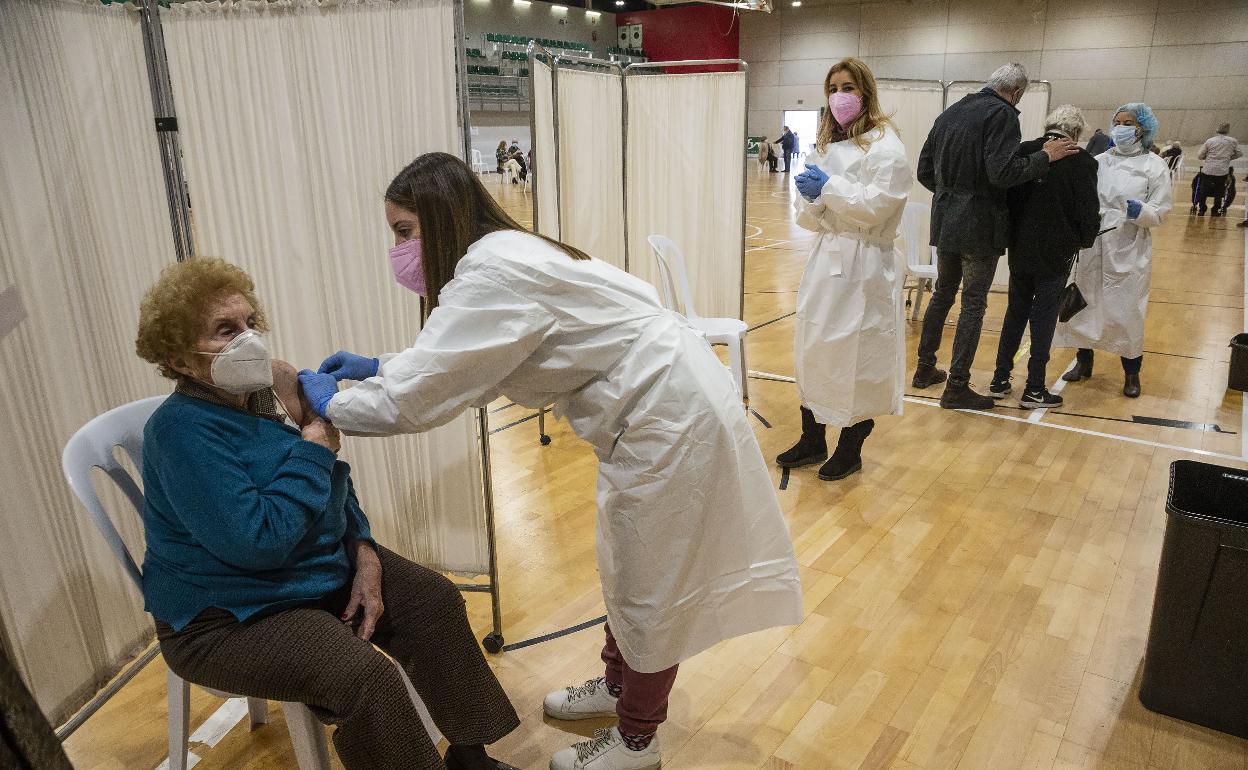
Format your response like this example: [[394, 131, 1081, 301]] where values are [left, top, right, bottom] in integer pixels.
[[904, 396, 1248, 465], [153, 697, 247, 770]]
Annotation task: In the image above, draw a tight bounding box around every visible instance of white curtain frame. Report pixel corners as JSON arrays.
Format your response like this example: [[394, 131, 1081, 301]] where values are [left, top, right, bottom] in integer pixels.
[[160, 0, 490, 575], [0, 0, 174, 722], [624, 65, 748, 321], [529, 49, 560, 239], [555, 65, 626, 270], [876, 79, 945, 208]]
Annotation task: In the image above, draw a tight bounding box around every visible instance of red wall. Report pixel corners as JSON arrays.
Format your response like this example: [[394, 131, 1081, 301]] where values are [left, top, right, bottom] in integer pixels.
[[615, 6, 740, 74]]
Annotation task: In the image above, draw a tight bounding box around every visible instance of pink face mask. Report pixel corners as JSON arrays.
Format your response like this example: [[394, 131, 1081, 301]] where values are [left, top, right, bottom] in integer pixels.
[[828, 91, 863, 129], [388, 238, 426, 296]]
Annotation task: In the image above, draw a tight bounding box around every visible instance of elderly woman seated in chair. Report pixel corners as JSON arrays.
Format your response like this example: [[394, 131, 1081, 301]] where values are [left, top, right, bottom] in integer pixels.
[[134, 258, 518, 770]]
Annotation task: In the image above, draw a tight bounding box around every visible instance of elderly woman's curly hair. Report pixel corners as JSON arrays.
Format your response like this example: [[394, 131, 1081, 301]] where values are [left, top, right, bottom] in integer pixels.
[[136, 258, 269, 380]]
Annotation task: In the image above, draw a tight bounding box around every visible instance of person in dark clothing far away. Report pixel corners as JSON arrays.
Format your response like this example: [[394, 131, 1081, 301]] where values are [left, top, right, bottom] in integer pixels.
[[779, 126, 797, 173], [1085, 128, 1111, 156], [988, 105, 1101, 409], [913, 62, 1079, 410]]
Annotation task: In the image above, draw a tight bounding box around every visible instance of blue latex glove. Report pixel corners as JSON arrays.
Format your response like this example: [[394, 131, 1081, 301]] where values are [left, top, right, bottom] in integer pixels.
[[795, 164, 829, 202], [298, 370, 339, 420], [317, 351, 379, 381], [1126, 199, 1143, 220]]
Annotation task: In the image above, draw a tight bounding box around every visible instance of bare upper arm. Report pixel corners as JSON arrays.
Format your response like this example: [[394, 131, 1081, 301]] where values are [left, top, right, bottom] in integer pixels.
[[271, 360, 309, 426]]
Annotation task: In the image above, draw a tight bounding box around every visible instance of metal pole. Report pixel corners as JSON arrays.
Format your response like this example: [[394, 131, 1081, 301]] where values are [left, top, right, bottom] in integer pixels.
[[738, 61, 749, 322], [138, 0, 193, 261], [453, 0, 472, 164], [620, 68, 630, 272], [477, 407, 504, 650]]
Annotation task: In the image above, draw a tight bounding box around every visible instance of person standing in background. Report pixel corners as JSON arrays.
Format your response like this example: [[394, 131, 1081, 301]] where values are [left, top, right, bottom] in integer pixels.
[[1055, 103, 1172, 398], [777, 57, 913, 481], [1195, 123, 1241, 216], [1085, 127, 1111, 156], [779, 126, 796, 173], [988, 105, 1100, 409], [912, 63, 1079, 410]]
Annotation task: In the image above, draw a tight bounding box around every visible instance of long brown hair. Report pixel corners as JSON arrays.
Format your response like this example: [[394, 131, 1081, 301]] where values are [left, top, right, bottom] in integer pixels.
[[815, 57, 895, 153], [385, 152, 589, 309]]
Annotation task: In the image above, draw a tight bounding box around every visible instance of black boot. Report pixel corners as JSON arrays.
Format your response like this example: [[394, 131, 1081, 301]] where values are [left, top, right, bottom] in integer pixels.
[[912, 363, 948, 389], [445, 745, 519, 770], [939, 383, 995, 410], [1123, 372, 1141, 398], [1062, 356, 1093, 382], [818, 419, 874, 481], [776, 407, 827, 468]]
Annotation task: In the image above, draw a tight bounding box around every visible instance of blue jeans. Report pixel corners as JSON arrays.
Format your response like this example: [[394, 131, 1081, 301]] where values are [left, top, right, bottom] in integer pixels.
[[917, 251, 999, 388], [993, 271, 1066, 392]]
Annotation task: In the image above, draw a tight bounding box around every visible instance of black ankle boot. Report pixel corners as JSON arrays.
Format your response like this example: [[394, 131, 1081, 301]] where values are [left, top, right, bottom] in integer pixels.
[[445, 745, 519, 770], [818, 419, 874, 481], [776, 407, 828, 468], [1062, 357, 1093, 382], [1123, 372, 1141, 398]]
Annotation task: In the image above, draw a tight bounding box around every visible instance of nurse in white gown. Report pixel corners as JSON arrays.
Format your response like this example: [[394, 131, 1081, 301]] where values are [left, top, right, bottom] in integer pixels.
[[1055, 102, 1172, 398], [298, 153, 802, 770], [776, 57, 913, 482]]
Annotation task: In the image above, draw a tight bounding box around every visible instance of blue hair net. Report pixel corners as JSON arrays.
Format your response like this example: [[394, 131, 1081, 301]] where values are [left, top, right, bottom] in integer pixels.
[[1114, 102, 1158, 149]]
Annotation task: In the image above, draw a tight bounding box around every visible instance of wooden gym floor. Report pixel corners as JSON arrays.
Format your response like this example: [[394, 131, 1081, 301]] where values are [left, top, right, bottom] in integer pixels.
[[64, 168, 1247, 769]]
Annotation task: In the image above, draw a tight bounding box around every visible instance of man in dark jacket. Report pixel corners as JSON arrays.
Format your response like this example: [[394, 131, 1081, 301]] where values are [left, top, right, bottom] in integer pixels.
[[913, 63, 1079, 409], [989, 106, 1101, 409], [1085, 128, 1111, 156], [779, 127, 796, 173]]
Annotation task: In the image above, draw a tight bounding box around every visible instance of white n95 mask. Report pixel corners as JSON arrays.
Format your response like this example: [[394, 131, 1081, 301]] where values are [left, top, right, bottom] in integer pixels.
[[196, 329, 273, 394]]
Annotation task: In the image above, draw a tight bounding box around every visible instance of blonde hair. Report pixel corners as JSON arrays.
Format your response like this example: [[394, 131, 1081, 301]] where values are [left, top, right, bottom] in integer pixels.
[[816, 57, 895, 153], [136, 257, 269, 380]]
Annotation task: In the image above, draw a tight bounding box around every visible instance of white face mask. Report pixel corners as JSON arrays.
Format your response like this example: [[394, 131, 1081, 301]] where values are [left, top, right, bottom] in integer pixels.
[[195, 329, 273, 394]]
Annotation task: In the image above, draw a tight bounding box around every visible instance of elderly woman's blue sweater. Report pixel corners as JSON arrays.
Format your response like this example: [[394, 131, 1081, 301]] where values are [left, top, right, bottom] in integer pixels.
[[140, 393, 372, 630]]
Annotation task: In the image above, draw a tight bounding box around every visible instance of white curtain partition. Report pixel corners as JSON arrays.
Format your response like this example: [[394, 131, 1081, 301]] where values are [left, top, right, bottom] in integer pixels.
[[625, 71, 747, 320], [161, 0, 489, 575], [876, 80, 944, 208], [0, 0, 172, 722], [531, 58, 559, 239], [556, 68, 625, 269]]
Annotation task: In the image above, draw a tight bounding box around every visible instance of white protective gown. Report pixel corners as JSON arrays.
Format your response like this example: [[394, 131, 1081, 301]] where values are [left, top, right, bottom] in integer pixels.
[[327, 231, 803, 673], [793, 127, 912, 427], [1054, 149, 1172, 359]]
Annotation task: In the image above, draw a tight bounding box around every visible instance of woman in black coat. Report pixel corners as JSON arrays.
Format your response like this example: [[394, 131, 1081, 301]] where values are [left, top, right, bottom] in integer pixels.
[[988, 105, 1101, 408]]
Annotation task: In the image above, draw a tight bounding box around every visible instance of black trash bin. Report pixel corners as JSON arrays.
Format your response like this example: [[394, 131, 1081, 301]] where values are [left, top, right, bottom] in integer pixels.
[[1139, 460, 1248, 739], [1230, 333, 1248, 392]]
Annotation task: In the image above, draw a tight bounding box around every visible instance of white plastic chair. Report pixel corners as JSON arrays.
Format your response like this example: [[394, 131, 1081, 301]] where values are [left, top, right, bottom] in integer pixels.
[[471, 149, 488, 175], [900, 201, 938, 321], [61, 397, 441, 770], [647, 235, 749, 401], [1172, 155, 1185, 185]]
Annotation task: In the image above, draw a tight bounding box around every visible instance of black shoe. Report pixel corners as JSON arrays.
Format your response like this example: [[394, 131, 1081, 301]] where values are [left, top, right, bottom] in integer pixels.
[[1019, 389, 1063, 409], [1198, 209, 1207, 216], [1236, 220, 1248, 228], [445, 745, 519, 770], [1212, 210, 1225, 218], [988, 378, 1012, 399], [1123, 373, 1141, 398], [1062, 359, 1093, 382], [776, 406, 828, 468], [939, 384, 995, 410], [912, 364, 948, 390], [818, 420, 873, 481]]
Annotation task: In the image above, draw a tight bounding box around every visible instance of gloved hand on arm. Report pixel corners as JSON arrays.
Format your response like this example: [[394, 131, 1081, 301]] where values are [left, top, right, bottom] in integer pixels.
[[317, 351, 379, 381], [1126, 199, 1143, 219], [795, 164, 829, 202], [298, 370, 340, 420]]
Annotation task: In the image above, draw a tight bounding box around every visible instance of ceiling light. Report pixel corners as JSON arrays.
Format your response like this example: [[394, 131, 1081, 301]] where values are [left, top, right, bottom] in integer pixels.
[[791, 1, 801, 5], [513, 0, 530, 6], [616, 0, 625, 5]]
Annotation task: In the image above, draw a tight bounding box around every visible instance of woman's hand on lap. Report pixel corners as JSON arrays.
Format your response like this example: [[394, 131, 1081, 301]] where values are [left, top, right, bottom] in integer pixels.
[[343, 542, 383, 640]]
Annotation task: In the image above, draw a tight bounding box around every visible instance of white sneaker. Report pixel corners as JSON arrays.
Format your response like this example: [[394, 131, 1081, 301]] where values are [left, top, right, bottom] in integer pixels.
[[543, 677, 619, 721], [549, 728, 661, 770]]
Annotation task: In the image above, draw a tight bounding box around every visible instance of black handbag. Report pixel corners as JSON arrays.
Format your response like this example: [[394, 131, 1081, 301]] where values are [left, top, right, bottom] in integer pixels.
[[1058, 226, 1115, 323]]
